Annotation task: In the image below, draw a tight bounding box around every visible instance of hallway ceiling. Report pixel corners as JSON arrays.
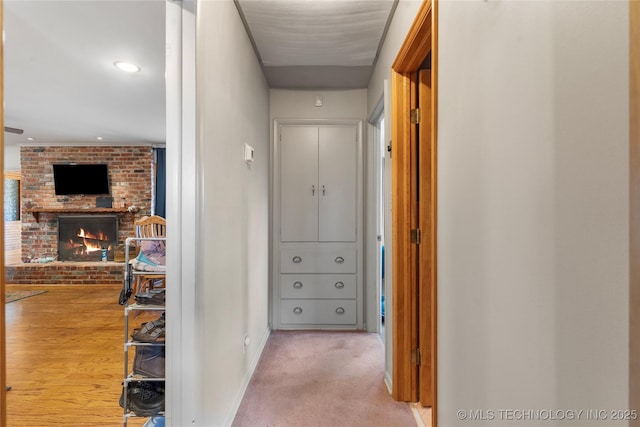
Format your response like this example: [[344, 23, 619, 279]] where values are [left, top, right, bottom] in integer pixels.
[[235, 0, 398, 89], [3, 0, 396, 148]]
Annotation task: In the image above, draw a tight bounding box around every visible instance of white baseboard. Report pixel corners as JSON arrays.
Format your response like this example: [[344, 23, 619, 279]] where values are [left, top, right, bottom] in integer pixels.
[[222, 326, 271, 426], [384, 372, 392, 395]]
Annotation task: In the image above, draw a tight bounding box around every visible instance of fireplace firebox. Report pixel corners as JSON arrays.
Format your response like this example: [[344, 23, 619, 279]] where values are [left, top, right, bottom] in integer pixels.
[[58, 215, 118, 262]]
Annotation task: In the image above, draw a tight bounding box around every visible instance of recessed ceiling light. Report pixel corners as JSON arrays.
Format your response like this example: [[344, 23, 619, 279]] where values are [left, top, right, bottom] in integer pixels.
[[27, 137, 35, 141], [113, 61, 141, 73], [96, 136, 103, 140]]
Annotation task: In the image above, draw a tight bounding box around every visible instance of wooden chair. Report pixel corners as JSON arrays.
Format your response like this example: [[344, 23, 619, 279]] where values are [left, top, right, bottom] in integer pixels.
[[135, 215, 166, 241], [132, 215, 166, 296]]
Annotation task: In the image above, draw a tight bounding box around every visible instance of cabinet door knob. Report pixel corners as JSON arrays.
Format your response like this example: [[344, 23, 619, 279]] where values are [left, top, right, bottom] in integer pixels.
[[292, 256, 302, 264], [335, 307, 345, 314], [293, 281, 303, 289], [335, 256, 344, 264], [334, 281, 345, 289], [293, 307, 303, 314]]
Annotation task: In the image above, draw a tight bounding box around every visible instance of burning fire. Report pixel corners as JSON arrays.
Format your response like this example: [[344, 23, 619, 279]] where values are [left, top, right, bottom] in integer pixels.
[[77, 228, 109, 241], [72, 228, 111, 254]]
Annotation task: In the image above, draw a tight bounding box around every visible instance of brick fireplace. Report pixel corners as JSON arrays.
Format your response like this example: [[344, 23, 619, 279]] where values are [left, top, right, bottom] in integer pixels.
[[5, 145, 155, 285]]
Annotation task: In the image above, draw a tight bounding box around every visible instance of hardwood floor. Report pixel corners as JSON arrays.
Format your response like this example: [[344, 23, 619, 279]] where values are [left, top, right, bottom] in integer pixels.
[[5, 284, 156, 426]]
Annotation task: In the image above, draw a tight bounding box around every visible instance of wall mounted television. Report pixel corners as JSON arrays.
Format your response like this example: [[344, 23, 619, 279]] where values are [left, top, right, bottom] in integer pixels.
[[53, 164, 110, 195]]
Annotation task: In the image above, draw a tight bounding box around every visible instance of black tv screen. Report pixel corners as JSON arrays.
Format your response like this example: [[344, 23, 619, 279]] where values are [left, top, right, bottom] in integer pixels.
[[53, 164, 110, 195]]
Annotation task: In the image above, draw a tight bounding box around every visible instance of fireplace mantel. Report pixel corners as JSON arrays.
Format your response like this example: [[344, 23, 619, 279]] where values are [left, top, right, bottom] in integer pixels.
[[26, 207, 132, 222]]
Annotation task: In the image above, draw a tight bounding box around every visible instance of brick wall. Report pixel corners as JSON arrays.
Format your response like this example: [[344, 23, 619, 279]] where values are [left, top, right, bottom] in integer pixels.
[[19, 146, 154, 262]]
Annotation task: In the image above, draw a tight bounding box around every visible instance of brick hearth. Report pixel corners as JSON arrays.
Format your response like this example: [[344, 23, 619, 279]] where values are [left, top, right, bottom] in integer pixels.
[[6, 262, 124, 285]]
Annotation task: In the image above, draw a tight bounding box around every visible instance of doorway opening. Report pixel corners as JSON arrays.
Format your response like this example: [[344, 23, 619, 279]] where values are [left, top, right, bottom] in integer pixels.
[[378, 116, 386, 337], [371, 108, 387, 338]]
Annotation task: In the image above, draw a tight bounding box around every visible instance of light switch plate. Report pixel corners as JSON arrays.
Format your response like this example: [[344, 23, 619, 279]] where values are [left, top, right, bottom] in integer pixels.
[[244, 144, 254, 163]]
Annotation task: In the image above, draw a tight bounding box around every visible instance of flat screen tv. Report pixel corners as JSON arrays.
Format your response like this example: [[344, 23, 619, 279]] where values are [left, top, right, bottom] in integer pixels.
[[53, 164, 110, 195]]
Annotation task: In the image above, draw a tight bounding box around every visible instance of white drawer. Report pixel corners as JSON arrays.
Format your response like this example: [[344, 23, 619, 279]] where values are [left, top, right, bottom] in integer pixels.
[[280, 274, 356, 299], [280, 247, 356, 273], [280, 299, 356, 325]]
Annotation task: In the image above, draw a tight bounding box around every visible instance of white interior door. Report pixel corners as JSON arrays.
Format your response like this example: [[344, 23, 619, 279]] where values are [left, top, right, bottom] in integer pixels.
[[318, 126, 357, 242], [280, 126, 319, 242]]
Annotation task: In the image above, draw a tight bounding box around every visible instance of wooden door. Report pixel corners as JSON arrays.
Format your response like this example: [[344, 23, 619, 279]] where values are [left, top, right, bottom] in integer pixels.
[[418, 69, 436, 407], [280, 126, 319, 242], [318, 126, 357, 242]]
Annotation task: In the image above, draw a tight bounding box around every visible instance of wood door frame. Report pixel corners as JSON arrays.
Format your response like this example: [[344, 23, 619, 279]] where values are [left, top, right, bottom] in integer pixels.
[[390, 0, 438, 419], [630, 1, 640, 425], [0, 1, 6, 424]]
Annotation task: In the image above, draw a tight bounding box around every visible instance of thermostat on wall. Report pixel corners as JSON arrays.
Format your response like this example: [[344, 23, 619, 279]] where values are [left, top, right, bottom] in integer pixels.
[[244, 144, 255, 164]]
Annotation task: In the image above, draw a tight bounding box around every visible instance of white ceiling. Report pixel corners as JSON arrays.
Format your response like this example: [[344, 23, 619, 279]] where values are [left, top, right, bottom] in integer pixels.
[[236, 0, 397, 88], [3, 0, 396, 147], [3, 0, 166, 147]]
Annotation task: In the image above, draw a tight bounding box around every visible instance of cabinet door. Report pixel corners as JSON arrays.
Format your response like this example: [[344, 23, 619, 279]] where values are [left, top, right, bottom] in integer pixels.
[[280, 126, 319, 242], [318, 126, 357, 242]]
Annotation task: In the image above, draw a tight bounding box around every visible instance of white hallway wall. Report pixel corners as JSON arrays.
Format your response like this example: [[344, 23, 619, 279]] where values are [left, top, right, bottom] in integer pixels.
[[437, 1, 628, 425], [191, 0, 270, 425], [270, 89, 367, 121], [369, 1, 629, 426]]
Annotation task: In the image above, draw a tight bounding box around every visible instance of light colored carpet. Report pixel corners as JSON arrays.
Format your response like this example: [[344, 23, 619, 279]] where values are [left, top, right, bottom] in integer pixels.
[[5, 289, 47, 303], [232, 330, 417, 427]]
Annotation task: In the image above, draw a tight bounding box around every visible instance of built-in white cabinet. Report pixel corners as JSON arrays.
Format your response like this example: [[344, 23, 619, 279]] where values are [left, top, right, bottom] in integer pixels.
[[280, 126, 357, 242], [273, 122, 362, 330]]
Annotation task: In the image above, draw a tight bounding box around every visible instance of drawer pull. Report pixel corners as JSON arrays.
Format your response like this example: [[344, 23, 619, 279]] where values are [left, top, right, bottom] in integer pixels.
[[293, 307, 303, 314], [292, 256, 302, 264], [335, 256, 345, 264], [335, 307, 345, 315], [293, 281, 303, 289], [334, 281, 345, 289]]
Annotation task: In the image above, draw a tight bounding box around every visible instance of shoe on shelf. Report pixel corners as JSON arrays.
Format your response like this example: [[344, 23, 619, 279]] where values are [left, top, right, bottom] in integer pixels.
[[131, 314, 165, 343], [132, 312, 165, 335], [135, 289, 165, 305], [144, 416, 165, 427], [119, 380, 165, 417], [133, 345, 165, 378]]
